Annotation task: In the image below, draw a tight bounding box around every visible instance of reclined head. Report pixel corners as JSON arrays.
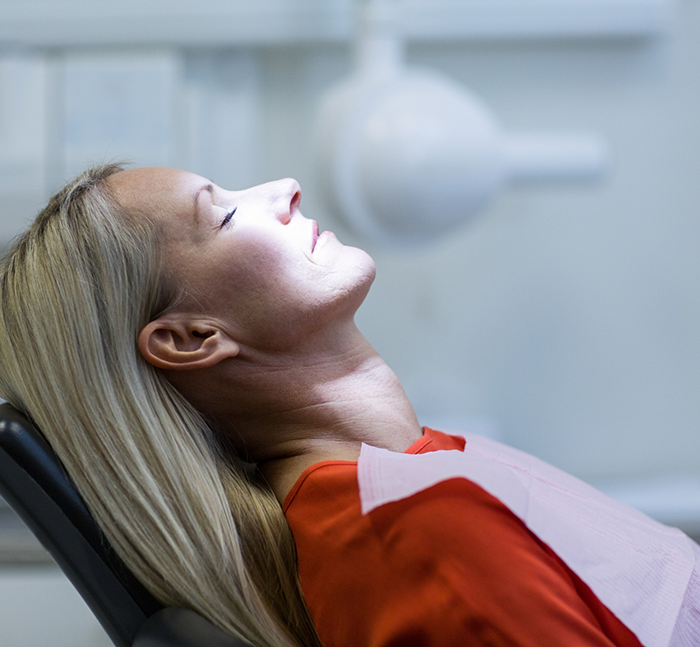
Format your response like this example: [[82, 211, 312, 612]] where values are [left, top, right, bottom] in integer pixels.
[[0, 165, 323, 647]]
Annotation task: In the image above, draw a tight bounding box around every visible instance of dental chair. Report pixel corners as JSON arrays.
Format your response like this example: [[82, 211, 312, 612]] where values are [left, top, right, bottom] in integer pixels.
[[0, 402, 252, 647]]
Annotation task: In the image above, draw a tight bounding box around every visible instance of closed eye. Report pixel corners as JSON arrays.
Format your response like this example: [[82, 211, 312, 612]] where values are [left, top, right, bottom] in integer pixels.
[[220, 207, 237, 229]]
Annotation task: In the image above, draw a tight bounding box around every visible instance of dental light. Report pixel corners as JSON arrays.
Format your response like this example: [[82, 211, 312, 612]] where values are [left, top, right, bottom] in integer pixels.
[[314, 0, 610, 245]]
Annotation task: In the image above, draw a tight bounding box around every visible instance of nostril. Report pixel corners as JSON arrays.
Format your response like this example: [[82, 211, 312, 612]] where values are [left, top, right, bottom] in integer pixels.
[[290, 189, 301, 214], [280, 180, 301, 224], [272, 178, 302, 224]]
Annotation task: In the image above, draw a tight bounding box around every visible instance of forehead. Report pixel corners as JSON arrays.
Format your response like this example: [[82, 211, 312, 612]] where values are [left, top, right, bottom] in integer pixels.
[[107, 167, 209, 224]]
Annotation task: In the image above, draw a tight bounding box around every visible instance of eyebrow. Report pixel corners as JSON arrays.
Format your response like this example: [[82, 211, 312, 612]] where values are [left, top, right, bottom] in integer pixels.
[[192, 183, 215, 224]]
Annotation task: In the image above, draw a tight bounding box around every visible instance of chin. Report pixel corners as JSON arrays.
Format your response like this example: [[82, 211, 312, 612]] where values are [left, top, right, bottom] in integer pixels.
[[350, 244, 376, 274], [352, 248, 377, 291], [352, 252, 377, 303]]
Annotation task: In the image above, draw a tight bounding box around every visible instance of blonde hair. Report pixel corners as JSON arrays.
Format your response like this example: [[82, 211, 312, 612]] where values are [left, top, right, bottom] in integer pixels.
[[0, 165, 321, 647]]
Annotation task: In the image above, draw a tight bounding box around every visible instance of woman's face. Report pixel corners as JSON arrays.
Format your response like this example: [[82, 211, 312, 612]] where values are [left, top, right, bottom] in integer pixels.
[[110, 167, 376, 351]]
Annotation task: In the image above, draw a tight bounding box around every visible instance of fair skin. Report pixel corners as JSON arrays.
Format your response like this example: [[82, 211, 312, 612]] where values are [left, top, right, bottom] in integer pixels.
[[108, 167, 423, 502]]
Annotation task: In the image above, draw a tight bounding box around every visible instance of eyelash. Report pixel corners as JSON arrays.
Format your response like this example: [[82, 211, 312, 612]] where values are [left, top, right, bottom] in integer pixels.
[[219, 207, 237, 229]]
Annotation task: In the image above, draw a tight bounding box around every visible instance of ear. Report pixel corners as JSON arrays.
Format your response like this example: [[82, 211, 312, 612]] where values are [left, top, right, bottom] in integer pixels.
[[138, 314, 240, 371]]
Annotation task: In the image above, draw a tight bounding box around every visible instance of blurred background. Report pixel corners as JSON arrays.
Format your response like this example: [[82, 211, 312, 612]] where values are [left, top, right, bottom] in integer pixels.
[[1, 0, 699, 644]]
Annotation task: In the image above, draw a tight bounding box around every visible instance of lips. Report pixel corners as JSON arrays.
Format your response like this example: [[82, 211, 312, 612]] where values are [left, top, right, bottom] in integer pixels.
[[311, 220, 319, 251]]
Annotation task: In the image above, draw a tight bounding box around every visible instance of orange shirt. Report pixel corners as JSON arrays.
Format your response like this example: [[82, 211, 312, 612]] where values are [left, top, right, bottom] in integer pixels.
[[284, 429, 644, 647]]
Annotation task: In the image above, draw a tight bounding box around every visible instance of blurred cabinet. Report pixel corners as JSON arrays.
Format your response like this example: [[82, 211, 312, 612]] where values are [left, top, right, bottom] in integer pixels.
[[0, 48, 262, 245], [62, 52, 180, 178], [0, 56, 46, 243]]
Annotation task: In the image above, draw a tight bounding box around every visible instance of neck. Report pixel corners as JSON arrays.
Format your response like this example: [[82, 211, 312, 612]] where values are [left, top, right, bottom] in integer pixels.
[[190, 323, 422, 502]]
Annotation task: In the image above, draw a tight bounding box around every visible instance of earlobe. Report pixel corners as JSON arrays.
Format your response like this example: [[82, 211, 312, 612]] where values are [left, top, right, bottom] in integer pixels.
[[138, 317, 240, 371]]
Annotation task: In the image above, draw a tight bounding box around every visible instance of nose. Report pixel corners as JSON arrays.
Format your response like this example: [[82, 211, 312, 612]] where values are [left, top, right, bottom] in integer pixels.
[[270, 178, 301, 224]]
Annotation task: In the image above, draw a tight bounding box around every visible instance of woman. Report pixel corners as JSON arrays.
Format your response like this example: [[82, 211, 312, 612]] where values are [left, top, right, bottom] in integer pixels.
[[0, 165, 694, 646], [0, 165, 323, 647]]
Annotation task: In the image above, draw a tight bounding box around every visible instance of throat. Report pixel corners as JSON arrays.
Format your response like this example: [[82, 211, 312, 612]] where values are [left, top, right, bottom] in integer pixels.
[[213, 334, 424, 501]]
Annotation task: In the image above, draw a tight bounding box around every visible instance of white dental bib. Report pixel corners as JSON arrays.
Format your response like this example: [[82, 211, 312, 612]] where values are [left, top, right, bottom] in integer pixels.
[[358, 432, 700, 647]]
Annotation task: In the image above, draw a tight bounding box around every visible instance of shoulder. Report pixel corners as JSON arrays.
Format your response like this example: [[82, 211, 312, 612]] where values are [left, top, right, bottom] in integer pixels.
[[285, 458, 641, 646], [288, 461, 557, 644]]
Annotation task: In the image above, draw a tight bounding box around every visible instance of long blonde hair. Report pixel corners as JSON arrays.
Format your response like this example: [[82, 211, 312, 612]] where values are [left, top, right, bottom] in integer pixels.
[[0, 165, 321, 647]]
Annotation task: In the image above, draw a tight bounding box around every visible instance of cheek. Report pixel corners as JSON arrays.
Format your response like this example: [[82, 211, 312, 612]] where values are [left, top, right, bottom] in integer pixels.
[[230, 245, 307, 302], [201, 251, 318, 342], [194, 232, 287, 296]]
